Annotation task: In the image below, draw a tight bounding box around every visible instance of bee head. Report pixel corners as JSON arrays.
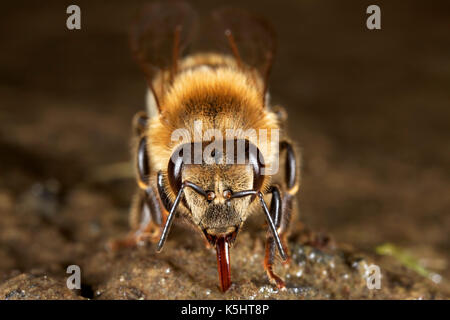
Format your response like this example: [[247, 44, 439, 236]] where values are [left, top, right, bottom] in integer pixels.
[[167, 139, 265, 245]]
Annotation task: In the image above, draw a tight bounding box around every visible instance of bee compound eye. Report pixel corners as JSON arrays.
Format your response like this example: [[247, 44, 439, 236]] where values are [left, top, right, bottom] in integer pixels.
[[223, 190, 232, 200], [206, 191, 216, 202]]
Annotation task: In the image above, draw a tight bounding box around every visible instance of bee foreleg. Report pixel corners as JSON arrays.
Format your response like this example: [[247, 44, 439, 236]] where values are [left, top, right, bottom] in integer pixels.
[[263, 186, 287, 289], [107, 186, 165, 251], [277, 140, 300, 263]]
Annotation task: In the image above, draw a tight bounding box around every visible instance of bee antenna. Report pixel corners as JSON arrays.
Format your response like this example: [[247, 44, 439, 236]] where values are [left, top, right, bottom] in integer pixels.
[[230, 189, 287, 260], [156, 184, 184, 252], [257, 191, 287, 261], [157, 180, 207, 252]]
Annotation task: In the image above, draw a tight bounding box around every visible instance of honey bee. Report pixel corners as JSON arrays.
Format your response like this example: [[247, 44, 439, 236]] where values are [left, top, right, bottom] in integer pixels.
[[110, 0, 300, 292]]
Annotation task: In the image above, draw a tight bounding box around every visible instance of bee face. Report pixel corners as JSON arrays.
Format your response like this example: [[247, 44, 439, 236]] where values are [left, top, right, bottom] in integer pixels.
[[182, 164, 253, 238]]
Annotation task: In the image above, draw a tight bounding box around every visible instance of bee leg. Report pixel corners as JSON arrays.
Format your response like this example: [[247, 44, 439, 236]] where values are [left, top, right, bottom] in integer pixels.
[[277, 193, 294, 266], [107, 191, 146, 251], [264, 237, 285, 289], [279, 140, 300, 264], [263, 186, 286, 289], [108, 186, 165, 251], [264, 141, 299, 287]]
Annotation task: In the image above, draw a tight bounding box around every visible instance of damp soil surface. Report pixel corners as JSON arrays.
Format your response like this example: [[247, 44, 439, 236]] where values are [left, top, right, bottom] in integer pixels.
[[0, 1, 449, 299]]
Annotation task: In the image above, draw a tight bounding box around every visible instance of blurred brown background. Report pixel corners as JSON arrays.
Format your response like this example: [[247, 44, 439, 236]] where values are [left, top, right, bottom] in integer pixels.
[[0, 0, 449, 293]]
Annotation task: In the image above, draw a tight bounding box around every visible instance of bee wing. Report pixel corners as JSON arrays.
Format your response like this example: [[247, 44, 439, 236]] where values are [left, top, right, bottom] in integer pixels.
[[209, 7, 276, 95], [130, 0, 198, 108]]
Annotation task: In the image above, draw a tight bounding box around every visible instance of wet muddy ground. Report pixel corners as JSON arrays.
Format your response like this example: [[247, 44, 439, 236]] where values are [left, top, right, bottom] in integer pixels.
[[0, 1, 449, 299]]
